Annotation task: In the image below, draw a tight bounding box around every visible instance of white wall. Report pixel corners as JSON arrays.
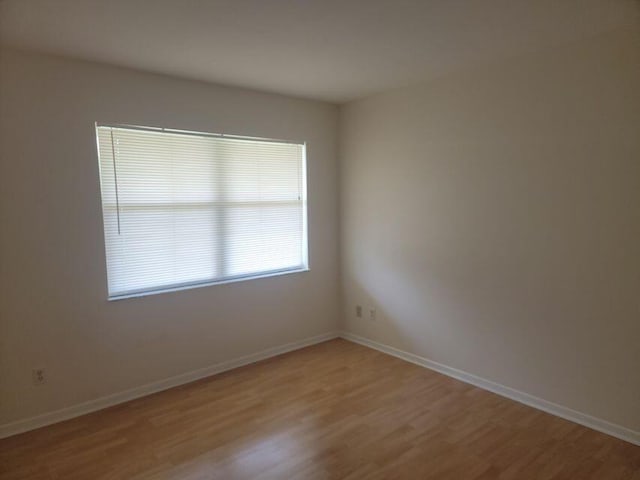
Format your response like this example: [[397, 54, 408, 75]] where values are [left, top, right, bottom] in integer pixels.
[[340, 27, 640, 432], [0, 49, 340, 425]]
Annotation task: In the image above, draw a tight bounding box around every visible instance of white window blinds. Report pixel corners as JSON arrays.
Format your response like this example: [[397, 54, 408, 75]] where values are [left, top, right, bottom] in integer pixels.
[[96, 125, 308, 299]]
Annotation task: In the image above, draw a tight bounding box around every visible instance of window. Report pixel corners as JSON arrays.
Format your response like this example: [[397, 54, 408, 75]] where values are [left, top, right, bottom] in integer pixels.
[[96, 124, 308, 299]]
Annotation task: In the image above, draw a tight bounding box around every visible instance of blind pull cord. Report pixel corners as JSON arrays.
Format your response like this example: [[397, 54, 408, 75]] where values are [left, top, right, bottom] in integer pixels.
[[110, 130, 122, 235]]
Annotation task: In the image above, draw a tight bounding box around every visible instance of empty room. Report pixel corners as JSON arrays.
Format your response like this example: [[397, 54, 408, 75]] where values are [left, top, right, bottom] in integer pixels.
[[1, 0, 639, 478]]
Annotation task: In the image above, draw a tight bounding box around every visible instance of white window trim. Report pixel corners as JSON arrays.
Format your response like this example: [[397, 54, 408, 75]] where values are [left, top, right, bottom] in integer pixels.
[[96, 123, 310, 300]]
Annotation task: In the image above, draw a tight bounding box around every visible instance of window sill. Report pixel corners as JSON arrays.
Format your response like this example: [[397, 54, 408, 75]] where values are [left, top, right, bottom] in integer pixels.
[[107, 267, 310, 301]]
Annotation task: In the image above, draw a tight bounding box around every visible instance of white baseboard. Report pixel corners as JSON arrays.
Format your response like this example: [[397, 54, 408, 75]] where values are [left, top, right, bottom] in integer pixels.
[[4, 330, 637, 446], [339, 331, 640, 446], [0, 331, 339, 440]]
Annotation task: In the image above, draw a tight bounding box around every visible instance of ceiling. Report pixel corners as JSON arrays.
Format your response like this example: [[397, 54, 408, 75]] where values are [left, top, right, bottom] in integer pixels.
[[1, 0, 638, 103]]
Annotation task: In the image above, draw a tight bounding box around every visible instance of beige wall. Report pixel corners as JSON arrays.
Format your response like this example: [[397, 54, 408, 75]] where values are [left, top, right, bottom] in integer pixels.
[[0, 49, 340, 425], [339, 27, 640, 431]]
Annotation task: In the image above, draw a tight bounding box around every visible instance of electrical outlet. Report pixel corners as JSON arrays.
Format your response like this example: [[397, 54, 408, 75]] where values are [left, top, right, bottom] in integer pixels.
[[369, 308, 377, 321], [355, 305, 362, 317], [32, 368, 46, 386]]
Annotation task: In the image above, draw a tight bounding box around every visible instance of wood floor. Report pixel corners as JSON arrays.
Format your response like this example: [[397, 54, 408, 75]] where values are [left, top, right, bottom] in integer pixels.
[[1, 339, 638, 479]]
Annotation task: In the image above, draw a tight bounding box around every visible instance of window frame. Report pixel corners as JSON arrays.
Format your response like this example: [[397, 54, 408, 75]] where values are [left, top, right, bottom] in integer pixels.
[[95, 123, 309, 301]]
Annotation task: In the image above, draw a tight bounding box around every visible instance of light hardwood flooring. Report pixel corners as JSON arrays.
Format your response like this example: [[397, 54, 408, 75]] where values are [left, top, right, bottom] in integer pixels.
[[1, 338, 639, 479]]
